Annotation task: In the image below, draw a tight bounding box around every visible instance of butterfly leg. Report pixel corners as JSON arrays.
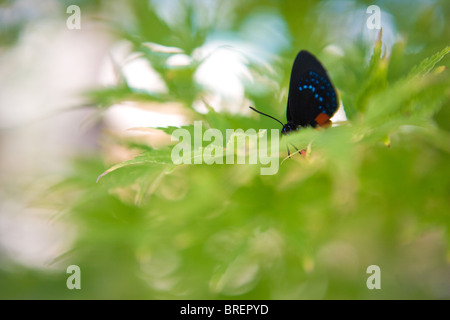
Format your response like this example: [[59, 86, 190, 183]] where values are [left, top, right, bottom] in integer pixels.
[[282, 143, 306, 164], [290, 143, 307, 157], [290, 143, 299, 152]]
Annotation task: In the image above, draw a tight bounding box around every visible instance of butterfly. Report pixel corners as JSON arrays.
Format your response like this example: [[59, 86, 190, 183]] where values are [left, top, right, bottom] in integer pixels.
[[250, 50, 338, 155]]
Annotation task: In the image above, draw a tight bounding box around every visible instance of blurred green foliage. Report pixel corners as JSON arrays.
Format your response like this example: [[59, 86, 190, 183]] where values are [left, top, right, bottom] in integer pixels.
[[1, 0, 450, 299]]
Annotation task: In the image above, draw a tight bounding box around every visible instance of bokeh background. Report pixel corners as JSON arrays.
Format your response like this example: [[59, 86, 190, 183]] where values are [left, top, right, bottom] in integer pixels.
[[0, 0, 449, 299]]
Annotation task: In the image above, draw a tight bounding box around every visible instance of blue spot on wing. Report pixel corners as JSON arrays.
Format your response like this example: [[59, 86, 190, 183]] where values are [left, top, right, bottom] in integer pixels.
[[297, 70, 338, 117]]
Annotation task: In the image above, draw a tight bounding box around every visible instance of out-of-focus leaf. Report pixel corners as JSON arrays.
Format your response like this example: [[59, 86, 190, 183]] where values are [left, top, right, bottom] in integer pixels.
[[408, 45, 450, 78], [97, 148, 174, 182]]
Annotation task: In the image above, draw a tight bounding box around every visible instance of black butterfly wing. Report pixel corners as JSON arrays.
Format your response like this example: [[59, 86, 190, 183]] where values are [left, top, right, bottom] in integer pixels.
[[286, 50, 338, 127]]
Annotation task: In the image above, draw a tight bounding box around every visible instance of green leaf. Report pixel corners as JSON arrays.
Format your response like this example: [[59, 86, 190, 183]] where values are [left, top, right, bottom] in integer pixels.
[[85, 86, 169, 108], [354, 30, 389, 114], [96, 148, 174, 182], [153, 125, 196, 136], [408, 46, 450, 78]]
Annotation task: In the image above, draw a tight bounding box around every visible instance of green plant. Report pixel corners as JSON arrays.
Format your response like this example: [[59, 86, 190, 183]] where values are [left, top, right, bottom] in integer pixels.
[[2, 0, 449, 300]]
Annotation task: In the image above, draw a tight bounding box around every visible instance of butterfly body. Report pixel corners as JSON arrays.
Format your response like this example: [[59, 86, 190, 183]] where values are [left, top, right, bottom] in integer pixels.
[[281, 122, 299, 135]]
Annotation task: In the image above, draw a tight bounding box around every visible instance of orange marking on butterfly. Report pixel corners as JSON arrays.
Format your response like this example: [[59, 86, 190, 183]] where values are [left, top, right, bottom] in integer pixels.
[[314, 113, 330, 126]]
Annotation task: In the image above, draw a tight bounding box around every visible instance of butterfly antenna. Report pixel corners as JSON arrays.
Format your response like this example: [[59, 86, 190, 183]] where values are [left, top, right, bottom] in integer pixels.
[[249, 106, 284, 127]]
